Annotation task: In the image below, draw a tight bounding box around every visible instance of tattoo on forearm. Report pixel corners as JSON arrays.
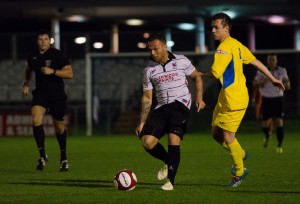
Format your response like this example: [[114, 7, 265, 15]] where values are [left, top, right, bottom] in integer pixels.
[[140, 100, 151, 123]]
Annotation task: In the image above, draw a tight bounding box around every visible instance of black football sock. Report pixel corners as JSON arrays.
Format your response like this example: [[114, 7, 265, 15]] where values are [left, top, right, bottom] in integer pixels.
[[33, 125, 46, 158], [146, 143, 168, 163], [56, 129, 67, 161], [276, 127, 284, 147], [167, 145, 180, 185], [262, 127, 271, 140]]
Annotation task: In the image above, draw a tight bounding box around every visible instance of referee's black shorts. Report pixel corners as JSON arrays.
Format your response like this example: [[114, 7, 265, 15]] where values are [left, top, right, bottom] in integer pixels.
[[261, 96, 284, 120], [32, 90, 67, 121], [140, 101, 190, 140]]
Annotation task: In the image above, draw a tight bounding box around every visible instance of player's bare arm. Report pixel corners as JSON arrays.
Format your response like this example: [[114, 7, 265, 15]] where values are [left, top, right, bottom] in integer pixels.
[[22, 65, 32, 96], [40, 65, 73, 79], [135, 90, 152, 135], [190, 70, 205, 112], [201, 70, 214, 78], [250, 59, 285, 91], [283, 79, 291, 90]]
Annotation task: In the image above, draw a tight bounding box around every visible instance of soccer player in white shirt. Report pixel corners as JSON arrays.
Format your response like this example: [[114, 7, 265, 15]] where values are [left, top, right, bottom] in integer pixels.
[[253, 54, 291, 153], [135, 33, 205, 190]]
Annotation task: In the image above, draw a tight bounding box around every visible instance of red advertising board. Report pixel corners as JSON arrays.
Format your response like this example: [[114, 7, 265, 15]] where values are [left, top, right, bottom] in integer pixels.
[[0, 113, 71, 136]]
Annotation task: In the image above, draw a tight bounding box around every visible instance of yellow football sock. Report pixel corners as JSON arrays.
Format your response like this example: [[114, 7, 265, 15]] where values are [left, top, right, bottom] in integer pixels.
[[223, 141, 246, 158], [227, 139, 244, 176]]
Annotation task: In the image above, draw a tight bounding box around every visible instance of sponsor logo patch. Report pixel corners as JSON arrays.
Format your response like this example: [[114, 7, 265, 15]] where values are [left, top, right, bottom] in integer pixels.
[[216, 49, 228, 55], [172, 62, 177, 69], [150, 69, 156, 75]]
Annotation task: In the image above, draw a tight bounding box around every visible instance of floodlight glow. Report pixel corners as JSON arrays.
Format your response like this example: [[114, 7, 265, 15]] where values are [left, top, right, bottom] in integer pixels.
[[125, 19, 144, 26], [143, 32, 150, 38], [66, 15, 88, 22], [177, 23, 195, 30], [93, 42, 104, 49], [268, 15, 285, 24], [167, 41, 175, 47], [222, 11, 237, 19], [74, 37, 86, 44], [137, 42, 147, 49]]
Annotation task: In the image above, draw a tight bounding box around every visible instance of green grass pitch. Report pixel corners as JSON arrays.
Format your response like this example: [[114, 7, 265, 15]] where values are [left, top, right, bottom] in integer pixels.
[[0, 123, 300, 203]]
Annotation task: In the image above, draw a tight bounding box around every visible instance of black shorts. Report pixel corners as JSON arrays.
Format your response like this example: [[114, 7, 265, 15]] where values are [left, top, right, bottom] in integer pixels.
[[261, 96, 284, 120], [140, 101, 190, 140], [32, 90, 67, 121]]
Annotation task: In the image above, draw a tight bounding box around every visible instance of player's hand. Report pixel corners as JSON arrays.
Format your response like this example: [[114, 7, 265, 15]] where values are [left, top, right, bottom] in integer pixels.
[[272, 79, 285, 91], [22, 85, 29, 96], [41, 67, 55, 75], [135, 123, 144, 136], [196, 99, 206, 112]]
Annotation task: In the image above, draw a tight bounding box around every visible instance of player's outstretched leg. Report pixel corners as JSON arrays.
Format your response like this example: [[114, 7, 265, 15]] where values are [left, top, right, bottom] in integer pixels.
[[145, 142, 168, 179]]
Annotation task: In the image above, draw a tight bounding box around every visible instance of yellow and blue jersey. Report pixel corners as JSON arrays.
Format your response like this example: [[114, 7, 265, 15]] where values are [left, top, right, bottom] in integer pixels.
[[211, 37, 256, 110]]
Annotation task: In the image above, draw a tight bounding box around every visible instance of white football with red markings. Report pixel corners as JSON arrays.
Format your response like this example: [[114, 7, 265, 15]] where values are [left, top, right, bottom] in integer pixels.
[[114, 169, 137, 191]]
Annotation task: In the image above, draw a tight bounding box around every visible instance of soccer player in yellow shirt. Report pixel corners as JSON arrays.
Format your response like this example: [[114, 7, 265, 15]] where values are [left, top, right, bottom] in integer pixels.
[[201, 13, 285, 187]]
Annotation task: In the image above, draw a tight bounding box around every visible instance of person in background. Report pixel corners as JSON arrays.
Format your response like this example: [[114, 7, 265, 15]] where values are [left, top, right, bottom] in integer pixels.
[[253, 54, 291, 153], [22, 30, 73, 171]]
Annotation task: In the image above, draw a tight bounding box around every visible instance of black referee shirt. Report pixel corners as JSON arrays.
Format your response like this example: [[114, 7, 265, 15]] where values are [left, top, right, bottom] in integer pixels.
[[27, 47, 70, 95]]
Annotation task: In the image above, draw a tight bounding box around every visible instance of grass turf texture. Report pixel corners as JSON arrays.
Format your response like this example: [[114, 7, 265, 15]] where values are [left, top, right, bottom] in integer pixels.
[[0, 122, 300, 203]]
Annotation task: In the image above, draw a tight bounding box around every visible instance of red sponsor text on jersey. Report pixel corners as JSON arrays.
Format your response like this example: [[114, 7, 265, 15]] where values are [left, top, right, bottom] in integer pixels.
[[216, 49, 227, 55], [153, 72, 178, 83]]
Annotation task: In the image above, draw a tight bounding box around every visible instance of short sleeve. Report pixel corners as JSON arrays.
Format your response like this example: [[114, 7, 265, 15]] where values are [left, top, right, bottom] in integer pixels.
[[282, 68, 289, 81], [58, 52, 71, 69], [142, 68, 153, 91], [181, 56, 195, 76], [211, 44, 232, 79], [241, 45, 256, 64]]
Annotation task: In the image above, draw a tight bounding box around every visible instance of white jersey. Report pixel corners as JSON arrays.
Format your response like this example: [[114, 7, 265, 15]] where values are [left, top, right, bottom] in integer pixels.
[[143, 53, 195, 109], [254, 66, 289, 98]]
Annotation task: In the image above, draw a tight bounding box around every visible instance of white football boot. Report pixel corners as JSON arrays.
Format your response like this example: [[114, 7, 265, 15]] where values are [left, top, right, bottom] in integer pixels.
[[161, 180, 174, 191], [157, 164, 168, 180]]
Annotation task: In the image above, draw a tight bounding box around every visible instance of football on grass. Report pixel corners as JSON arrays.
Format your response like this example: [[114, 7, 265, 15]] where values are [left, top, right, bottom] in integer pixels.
[[114, 169, 137, 191]]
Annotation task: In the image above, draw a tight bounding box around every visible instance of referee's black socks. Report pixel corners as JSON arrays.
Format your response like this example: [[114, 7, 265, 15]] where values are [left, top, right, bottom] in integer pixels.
[[56, 129, 67, 161], [33, 125, 46, 159]]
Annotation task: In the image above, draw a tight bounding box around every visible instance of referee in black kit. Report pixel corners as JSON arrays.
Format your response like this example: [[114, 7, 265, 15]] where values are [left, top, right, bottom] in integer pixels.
[[22, 30, 73, 171]]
